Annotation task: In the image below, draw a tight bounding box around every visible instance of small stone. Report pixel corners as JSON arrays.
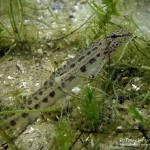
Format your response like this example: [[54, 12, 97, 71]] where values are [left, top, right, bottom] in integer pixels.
[[37, 48, 43, 55], [7, 76, 15, 80], [72, 87, 81, 95]]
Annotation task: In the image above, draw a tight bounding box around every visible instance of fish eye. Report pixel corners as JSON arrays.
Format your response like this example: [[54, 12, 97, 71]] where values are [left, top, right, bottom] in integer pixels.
[[110, 34, 118, 38]]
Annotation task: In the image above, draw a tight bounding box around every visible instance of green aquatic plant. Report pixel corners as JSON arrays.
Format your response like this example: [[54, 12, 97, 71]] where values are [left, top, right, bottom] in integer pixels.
[[0, 0, 150, 149], [88, 0, 119, 24], [87, 0, 120, 37], [82, 87, 100, 130], [129, 106, 143, 122], [55, 119, 74, 150]]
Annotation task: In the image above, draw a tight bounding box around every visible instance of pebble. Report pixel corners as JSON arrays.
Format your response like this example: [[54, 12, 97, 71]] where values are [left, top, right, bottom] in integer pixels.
[[37, 48, 43, 55]]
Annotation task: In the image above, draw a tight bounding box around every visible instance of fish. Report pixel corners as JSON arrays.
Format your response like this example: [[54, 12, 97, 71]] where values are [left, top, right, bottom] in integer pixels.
[[0, 29, 132, 148]]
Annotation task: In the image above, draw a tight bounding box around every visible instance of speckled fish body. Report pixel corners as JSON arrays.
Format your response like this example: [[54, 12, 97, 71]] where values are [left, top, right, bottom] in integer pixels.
[[0, 29, 132, 141]]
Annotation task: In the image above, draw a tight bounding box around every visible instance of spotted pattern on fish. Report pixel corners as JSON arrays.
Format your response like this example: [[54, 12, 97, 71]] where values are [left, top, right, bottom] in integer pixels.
[[0, 29, 132, 143]]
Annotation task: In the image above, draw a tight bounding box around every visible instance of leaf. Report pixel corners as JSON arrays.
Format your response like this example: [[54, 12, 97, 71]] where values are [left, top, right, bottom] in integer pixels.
[[86, 87, 93, 103], [129, 106, 143, 122]]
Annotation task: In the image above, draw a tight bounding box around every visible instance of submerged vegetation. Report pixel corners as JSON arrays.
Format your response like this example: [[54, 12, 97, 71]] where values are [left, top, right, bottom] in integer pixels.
[[0, 0, 150, 149]]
